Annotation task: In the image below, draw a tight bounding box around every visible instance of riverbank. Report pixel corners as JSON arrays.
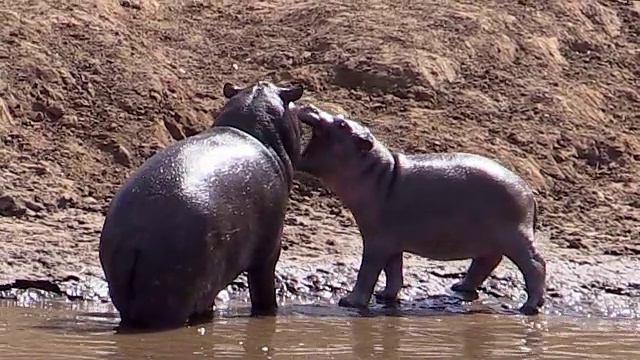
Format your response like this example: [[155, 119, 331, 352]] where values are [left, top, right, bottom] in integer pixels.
[[1, 207, 638, 319], [1, 0, 639, 319]]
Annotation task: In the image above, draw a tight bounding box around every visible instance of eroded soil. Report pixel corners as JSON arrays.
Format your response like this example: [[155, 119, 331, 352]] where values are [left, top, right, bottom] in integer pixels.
[[1, 0, 639, 316]]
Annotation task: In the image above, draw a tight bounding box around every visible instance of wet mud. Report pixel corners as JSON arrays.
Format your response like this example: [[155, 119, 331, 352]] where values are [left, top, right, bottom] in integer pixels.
[[2, 250, 638, 320]]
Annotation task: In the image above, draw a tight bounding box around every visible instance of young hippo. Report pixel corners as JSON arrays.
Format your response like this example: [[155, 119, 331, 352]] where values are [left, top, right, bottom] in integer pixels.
[[99, 81, 304, 330], [296, 105, 546, 315]]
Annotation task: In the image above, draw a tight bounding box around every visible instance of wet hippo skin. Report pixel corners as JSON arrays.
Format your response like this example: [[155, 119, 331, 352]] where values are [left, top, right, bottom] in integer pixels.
[[99, 81, 304, 330], [295, 104, 546, 315]]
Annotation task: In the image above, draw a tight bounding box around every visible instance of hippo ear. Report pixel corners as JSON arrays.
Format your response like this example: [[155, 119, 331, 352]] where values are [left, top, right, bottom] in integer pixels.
[[223, 83, 242, 99], [279, 83, 304, 103], [354, 134, 374, 152]]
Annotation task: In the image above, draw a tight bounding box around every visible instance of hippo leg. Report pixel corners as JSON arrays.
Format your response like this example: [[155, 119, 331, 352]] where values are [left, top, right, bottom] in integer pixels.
[[374, 253, 403, 304], [531, 252, 547, 308], [450, 254, 503, 296], [248, 248, 281, 317], [503, 230, 546, 315], [339, 244, 388, 309]]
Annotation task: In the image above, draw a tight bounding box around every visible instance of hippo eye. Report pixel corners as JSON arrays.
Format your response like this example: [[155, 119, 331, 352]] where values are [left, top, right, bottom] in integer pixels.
[[336, 119, 348, 129]]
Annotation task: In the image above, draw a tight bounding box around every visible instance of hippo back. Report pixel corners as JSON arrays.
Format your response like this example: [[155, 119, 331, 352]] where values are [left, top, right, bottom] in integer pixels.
[[99, 125, 291, 327], [378, 152, 534, 241], [403, 152, 532, 196], [101, 125, 288, 248]]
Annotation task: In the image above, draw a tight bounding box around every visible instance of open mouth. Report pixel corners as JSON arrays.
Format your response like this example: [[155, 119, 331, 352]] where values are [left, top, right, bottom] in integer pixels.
[[300, 127, 318, 157], [297, 105, 322, 126], [297, 105, 324, 157]]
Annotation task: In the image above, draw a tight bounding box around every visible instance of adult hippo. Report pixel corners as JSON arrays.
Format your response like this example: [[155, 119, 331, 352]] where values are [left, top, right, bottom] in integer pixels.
[[295, 105, 546, 315], [99, 81, 304, 330]]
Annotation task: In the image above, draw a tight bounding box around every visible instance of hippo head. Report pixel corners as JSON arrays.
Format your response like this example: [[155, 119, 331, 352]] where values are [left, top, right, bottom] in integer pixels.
[[297, 105, 375, 183], [216, 81, 304, 168]]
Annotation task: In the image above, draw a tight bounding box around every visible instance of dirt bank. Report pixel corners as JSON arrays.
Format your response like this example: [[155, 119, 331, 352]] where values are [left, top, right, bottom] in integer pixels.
[[1, 0, 639, 316]]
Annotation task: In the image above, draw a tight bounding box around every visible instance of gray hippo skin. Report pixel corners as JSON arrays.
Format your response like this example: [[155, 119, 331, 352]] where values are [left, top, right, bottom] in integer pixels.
[[295, 105, 546, 315], [99, 81, 304, 330]]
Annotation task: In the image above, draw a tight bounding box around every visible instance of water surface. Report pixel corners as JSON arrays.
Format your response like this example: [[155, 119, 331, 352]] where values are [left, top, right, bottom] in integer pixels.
[[1, 300, 638, 359]]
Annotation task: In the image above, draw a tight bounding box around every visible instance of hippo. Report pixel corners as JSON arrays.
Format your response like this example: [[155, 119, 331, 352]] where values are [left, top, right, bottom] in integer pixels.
[[295, 105, 546, 315], [99, 81, 304, 330]]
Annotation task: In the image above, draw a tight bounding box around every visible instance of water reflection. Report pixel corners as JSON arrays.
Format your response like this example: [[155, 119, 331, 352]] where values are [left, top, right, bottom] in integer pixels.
[[0, 301, 639, 359], [350, 314, 401, 359], [346, 312, 546, 359]]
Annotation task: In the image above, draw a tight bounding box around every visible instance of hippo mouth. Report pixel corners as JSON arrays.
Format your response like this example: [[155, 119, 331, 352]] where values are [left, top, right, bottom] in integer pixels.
[[297, 105, 325, 157], [300, 129, 318, 157], [297, 105, 324, 127], [298, 104, 339, 159]]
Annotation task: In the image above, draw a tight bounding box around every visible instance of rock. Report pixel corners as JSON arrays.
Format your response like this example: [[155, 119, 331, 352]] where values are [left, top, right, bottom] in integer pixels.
[[0, 97, 15, 130], [24, 200, 45, 212], [46, 104, 65, 120], [56, 194, 77, 210], [112, 144, 133, 167], [0, 194, 26, 217], [120, 0, 142, 10]]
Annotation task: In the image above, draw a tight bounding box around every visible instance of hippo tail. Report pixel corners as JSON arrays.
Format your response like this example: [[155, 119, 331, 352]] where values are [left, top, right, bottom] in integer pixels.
[[126, 249, 140, 302], [108, 247, 141, 327], [112, 248, 192, 330]]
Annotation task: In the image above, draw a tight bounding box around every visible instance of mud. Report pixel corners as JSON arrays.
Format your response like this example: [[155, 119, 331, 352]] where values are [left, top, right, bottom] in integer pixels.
[[2, 244, 639, 319], [0, 0, 639, 319]]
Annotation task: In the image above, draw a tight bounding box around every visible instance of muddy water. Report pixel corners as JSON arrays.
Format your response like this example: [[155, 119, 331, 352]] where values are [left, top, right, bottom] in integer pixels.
[[1, 301, 639, 359]]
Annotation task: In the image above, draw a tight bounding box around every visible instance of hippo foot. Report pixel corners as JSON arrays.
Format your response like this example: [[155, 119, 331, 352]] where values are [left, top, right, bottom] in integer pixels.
[[450, 281, 477, 293], [338, 293, 370, 309], [374, 291, 400, 305], [518, 296, 545, 315], [519, 304, 541, 316], [537, 296, 546, 307], [449, 282, 480, 301]]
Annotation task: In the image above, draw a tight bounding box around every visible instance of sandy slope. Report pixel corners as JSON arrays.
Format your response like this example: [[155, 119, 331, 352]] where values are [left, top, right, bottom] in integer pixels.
[[0, 0, 638, 291]]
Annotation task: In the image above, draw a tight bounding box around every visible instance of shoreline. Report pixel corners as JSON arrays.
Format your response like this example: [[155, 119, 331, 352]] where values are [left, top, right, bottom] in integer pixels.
[[2, 236, 638, 320], [1, 182, 638, 321]]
